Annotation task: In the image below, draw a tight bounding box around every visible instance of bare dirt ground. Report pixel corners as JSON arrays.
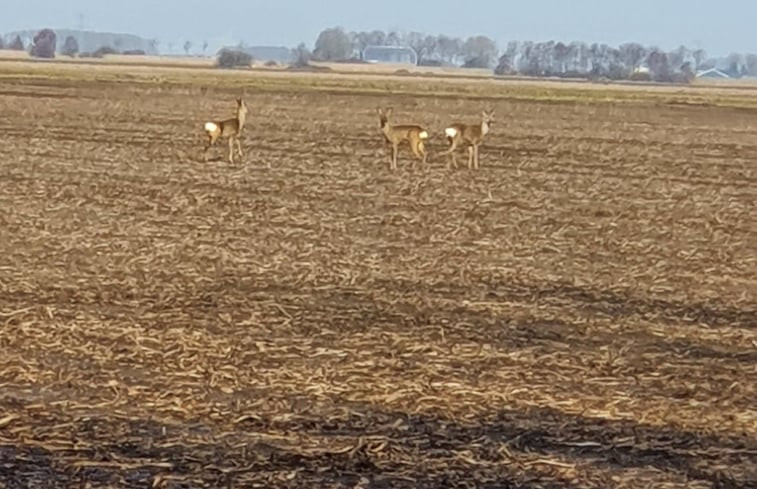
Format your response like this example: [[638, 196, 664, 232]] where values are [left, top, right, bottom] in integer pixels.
[[0, 65, 755, 488]]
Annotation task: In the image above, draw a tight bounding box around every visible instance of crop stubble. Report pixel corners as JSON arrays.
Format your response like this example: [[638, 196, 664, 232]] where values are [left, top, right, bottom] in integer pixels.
[[0, 70, 755, 488]]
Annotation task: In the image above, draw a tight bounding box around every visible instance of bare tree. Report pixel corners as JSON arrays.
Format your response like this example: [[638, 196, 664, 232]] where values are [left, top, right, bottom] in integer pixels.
[[61, 35, 79, 57], [313, 27, 353, 61], [348, 30, 391, 57], [202, 40, 209, 55], [405, 32, 438, 64], [348, 31, 365, 54], [745, 54, 757, 77], [386, 31, 402, 47], [366, 30, 387, 47], [588, 43, 611, 76], [9, 35, 25, 51], [184, 40, 192, 55], [437, 35, 462, 65], [30, 29, 57, 58], [606, 46, 626, 79], [679, 61, 696, 82], [293, 42, 312, 67], [505, 41, 519, 58], [518, 41, 536, 74], [540, 41, 557, 74], [574, 42, 590, 72], [462, 35, 497, 68], [495, 50, 515, 75], [726, 52, 744, 77], [692, 49, 707, 70], [668, 45, 690, 72], [553, 42, 570, 74], [619, 43, 646, 72], [647, 49, 671, 81]]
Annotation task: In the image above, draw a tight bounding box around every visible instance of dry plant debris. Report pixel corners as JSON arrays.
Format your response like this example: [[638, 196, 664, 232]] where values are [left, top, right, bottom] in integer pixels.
[[0, 69, 755, 488]]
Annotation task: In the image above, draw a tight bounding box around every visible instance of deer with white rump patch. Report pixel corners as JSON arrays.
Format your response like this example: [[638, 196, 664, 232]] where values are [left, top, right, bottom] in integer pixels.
[[203, 98, 248, 163], [377, 107, 429, 170], [442, 110, 495, 170]]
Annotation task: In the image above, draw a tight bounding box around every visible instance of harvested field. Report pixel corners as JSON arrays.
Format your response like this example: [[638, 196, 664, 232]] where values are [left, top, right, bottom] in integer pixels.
[[0, 64, 755, 488]]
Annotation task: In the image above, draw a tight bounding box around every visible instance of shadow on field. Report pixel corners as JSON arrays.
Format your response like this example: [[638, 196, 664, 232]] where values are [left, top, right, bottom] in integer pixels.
[[366, 276, 755, 329], [1, 404, 753, 488], [492, 279, 756, 329]]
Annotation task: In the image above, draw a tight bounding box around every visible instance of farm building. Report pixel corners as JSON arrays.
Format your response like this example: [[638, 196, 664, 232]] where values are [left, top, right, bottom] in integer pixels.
[[696, 68, 731, 79], [362, 45, 417, 65]]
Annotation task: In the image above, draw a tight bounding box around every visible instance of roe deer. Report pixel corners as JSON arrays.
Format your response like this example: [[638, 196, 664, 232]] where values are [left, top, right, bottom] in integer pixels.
[[442, 110, 495, 170], [203, 98, 248, 163], [377, 107, 429, 170]]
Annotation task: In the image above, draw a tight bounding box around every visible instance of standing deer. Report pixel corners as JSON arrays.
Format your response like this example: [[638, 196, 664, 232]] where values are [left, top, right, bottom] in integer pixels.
[[203, 98, 248, 163], [377, 107, 429, 170], [442, 110, 495, 170]]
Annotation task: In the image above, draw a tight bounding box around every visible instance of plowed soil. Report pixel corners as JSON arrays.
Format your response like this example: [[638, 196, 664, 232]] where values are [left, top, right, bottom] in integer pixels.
[[0, 67, 755, 488]]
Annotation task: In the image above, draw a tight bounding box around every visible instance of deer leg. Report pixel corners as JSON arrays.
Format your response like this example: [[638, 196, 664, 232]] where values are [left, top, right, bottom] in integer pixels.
[[391, 144, 398, 171], [419, 140, 427, 166], [410, 140, 423, 170], [444, 140, 454, 170], [228, 137, 235, 163], [474, 144, 480, 169], [236, 137, 243, 159], [467, 146, 474, 170]]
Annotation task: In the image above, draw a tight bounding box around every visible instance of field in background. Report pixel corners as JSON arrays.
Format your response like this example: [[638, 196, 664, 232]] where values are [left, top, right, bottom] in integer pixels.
[[4, 49, 757, 89], [0, 61, 755, 488]]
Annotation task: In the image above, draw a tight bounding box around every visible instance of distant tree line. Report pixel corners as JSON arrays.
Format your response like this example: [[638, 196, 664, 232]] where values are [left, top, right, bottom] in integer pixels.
[[312, 27, 498, 68], [6, 26, 757, 84], [495, 41, 703, 82], [717, 52, 757, 78], [308, 26, 757, 83], [0, 34, 27, 51], [497, 42, 757, 81], [1, 29, 155, 58]]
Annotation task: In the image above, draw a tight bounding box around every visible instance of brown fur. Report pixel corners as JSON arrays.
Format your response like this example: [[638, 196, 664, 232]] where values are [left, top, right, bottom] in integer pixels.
[[442, 110, 495, 170], [377, 107, 429, 171], [203, 98, 248, 163]]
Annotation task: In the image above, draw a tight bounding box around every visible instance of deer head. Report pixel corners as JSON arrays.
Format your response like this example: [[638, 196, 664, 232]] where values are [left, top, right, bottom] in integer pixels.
[[236, 98, 248, 118], [377, 107, 393, 128]]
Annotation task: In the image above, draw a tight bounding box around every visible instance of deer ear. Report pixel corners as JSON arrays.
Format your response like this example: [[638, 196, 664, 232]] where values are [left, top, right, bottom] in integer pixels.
[[376, 107, 383, 116], [385, 107, 393, 117]]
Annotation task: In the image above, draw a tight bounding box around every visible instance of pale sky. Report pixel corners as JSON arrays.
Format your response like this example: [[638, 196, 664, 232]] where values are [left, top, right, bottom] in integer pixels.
[[2, 0, 754, 56]]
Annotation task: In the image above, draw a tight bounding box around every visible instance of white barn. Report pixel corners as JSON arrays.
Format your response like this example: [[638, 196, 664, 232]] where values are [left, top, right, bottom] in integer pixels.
[[696, 68, 731, 79]]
